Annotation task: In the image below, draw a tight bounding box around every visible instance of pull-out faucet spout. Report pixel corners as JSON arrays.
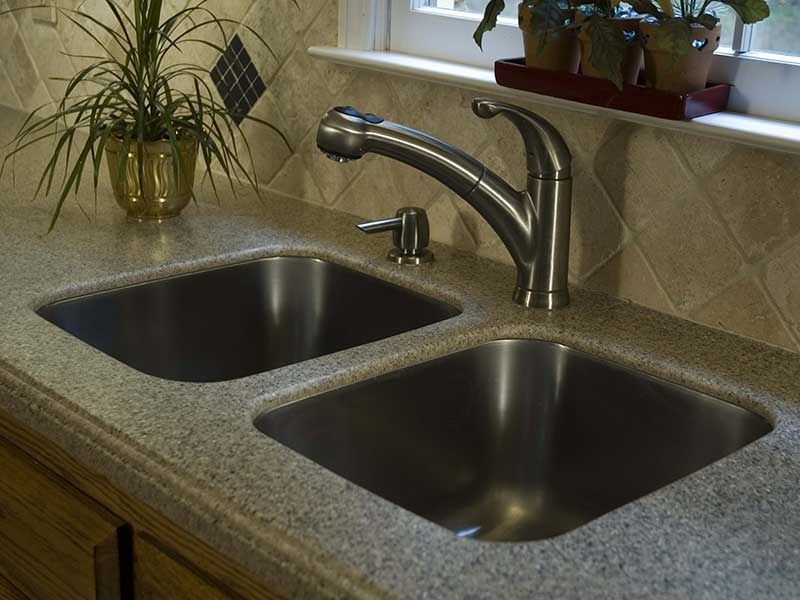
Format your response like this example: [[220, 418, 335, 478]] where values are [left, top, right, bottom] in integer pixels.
[[316, 99, 573, 309]]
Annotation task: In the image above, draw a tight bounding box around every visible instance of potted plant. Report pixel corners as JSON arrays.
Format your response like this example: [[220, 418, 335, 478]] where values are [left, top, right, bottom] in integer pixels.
[[475, 0, 582, 73], [575, 2, 644, 88], [1, 0, 290, 230], [633, 0, 770, 93]]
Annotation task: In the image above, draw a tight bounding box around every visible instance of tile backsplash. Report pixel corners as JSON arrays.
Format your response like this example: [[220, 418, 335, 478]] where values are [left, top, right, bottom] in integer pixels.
[[1, 0, 799, 353]]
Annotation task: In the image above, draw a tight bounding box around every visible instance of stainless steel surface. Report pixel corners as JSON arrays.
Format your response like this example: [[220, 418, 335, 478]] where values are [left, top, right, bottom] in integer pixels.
[[357, 207, 434, 265], [316, 99, 573, 308], [37, 257, 459, 383], [256, 339, 772, 542]]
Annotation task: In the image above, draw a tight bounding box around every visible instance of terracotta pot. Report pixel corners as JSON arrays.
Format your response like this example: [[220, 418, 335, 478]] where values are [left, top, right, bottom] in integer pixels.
[[577, 15, 644, 85], [518, 5, 580, 73], [640, 21, 722, 94]]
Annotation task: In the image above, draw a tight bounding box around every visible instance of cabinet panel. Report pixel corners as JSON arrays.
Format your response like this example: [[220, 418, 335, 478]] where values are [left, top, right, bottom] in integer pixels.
[[0, 575, 27, 600], [134, 534, 238, 600], [0, 435, 128, 600]]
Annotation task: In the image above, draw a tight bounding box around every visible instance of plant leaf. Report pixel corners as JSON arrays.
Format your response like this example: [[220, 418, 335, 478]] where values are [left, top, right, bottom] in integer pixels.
[[529, 0, 565, 34], [695, 13, 719, 28], [648, 18, 691, 56], [586, 15, 626, 90], [473, 0, 505, 49], [720, 0, 770, 23], [657, 0, 675, 16]]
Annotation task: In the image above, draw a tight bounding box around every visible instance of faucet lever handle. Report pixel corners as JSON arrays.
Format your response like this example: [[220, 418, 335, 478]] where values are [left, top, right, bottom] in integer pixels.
[[357, 207, 434, 265], [472, 98, 572, 181]]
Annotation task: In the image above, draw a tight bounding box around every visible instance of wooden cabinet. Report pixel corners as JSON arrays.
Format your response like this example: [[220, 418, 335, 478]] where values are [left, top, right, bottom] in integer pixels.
[[0, 436, 129, 600], [0, 407, 285, 600], [134, 534, 238, 600], [0, 575, 28, 600]]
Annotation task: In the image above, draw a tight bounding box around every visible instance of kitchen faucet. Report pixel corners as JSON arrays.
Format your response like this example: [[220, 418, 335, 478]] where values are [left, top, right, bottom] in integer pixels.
[[316, 99, 573, 309]]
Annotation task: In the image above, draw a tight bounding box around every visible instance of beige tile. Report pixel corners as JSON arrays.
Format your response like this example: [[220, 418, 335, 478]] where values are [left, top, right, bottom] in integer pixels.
[[763, 240, 800, 339], [389, 76, 490, 154], [9, 7, 75, 102], [584, 242, 673, 313], [241, 0, 324, 73], [5, 33, 40, 106], [0, 1, 17, 59], [667, 130, 735, 178], [271, 47, 336, 147], [267, 154, 324, 205], [334, 158, 442, 220], [303, 0, 354, 95], [331, 69, 399, 120], [637, 193, 743, 312], [427, 194, 477, 253], [595, 125, 694, 232], [236, 91, 294, 187], [0, 62, 20, 109], [691, 278, 797, 351], [568, 167, 626, 280], [706, 146, 800, 261]]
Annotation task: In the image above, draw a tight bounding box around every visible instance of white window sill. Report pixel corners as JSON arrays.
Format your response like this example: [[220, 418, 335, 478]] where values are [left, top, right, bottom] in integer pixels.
[[308, 46, 800, 156]]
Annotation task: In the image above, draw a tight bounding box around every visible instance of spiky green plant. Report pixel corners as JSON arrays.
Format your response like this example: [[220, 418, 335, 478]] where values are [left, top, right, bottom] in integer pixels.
[[0, 0, 292, 231]]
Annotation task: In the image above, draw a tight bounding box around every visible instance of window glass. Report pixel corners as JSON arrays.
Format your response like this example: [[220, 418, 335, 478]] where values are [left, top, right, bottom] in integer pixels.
[[749, 1, 800, 56], [418, 0, 517, 20], [717, 10, 736, 49]]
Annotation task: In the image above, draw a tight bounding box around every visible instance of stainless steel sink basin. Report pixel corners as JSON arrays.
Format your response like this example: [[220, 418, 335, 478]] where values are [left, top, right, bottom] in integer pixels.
[[37, 257, 459, 382], [256, 339, 772, 542]]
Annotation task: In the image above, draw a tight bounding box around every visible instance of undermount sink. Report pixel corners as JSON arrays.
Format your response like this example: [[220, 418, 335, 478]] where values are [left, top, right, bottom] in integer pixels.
[[256, 339, 772, 542], [37, 256, 459, 382]]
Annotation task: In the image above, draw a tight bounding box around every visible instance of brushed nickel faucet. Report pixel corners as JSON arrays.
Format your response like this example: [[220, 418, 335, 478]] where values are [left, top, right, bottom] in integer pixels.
[[316, 99, 573, 309]]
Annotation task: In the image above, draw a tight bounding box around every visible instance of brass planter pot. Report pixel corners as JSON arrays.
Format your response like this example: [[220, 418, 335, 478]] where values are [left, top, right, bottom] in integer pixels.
[[105, 136, 198, 222]]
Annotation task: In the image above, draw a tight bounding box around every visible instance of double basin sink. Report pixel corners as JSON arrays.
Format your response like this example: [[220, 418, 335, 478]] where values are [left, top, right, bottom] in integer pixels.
[[38, 256, 772, 542]]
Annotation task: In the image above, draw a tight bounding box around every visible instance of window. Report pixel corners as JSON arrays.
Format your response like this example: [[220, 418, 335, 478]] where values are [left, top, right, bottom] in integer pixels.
[[341, 1, 800, 122], [389, 0, 521, 65]]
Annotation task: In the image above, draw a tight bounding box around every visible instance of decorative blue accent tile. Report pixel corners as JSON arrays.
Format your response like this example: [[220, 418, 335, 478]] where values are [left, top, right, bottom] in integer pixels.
[[211, 34, 267, 125]]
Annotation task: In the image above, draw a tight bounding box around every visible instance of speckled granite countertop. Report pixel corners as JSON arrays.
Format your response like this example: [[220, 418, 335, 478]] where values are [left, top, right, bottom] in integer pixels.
[[1, 126, 800, 600]]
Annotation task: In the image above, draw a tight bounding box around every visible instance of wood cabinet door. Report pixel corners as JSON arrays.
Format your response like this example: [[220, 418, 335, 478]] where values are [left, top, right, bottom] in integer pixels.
[[0, 574, 28, 600], [0, 435, 130, 600], [134, 534, 242, 600]]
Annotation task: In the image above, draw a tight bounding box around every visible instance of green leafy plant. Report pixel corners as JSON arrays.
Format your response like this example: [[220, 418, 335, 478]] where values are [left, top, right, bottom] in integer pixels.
[[474, 0, 579, 50], [0, 0, 292, 231], [474, 0, 637, 89], [632, 0, 770, 57], [577, 1, 638, 89]]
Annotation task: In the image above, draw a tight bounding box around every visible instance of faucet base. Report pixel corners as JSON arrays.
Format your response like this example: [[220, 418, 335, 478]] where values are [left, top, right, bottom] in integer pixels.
[[513, 288, 569, 309], [388, 248, 434, 265]]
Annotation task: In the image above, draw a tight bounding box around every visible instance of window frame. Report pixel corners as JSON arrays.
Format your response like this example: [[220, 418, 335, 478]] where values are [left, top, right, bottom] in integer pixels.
[[339, 0, 800, 122]]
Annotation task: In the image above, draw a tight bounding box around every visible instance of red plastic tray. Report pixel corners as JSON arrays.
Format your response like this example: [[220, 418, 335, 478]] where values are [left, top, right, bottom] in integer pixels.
[[495, 58, 730, 120]]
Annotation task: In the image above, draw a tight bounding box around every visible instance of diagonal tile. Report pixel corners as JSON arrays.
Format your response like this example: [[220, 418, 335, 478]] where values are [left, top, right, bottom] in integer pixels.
[[243, 0, 324, 69], [763, 239, 800, 341], [595, 124, 695, 232], [388, 76, 490, 154], [303, 0, 355, 96], [426, 193, 478, 253], [705, 146, 800, 262], [267, 154, 324, 206], [271, 47, 336, 148], [584, 242, 674, 313], [334, 157, 443, 220], [691, 277, 797, 351], [637, 192, 743, 312]]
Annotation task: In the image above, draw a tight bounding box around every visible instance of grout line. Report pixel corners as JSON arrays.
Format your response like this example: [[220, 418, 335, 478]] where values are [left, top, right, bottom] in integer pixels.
[[753, 271, 800, 351]]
